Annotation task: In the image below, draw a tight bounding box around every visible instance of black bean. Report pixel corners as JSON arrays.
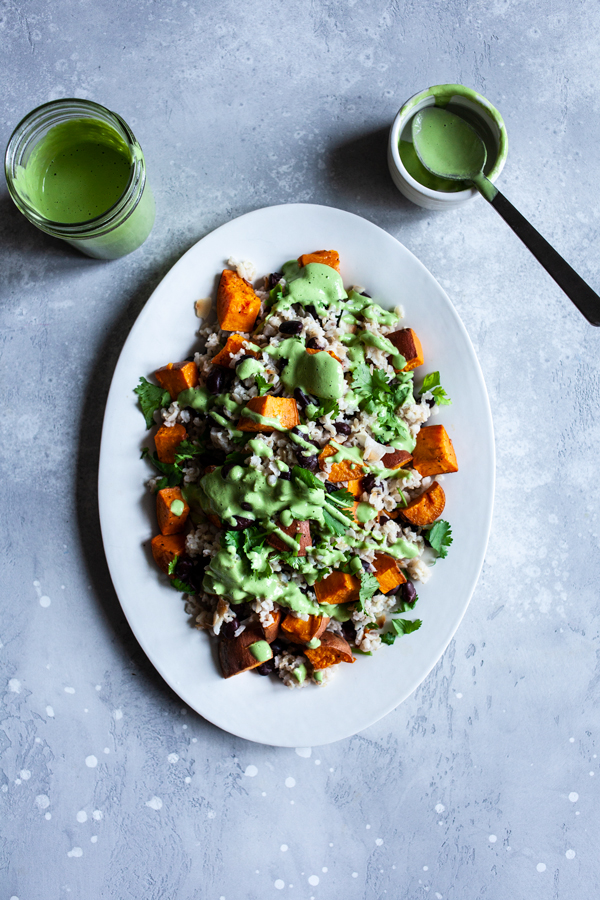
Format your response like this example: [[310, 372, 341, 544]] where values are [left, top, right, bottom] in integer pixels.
[[324, 481, 336, 494], [386, 584, 402, 596], [185, 355, 196, 362], [342, 620, 357, 642], [268, 272, 283, 289], [424, 396, 436, 408], [361, 474, 377, 494], [275, 357, 287, 373], [220, 618, 240, 640], [240, 502, 253, 511], [206, 367, 233, 395], [361, 559, 374, 573], [235, 602, 253, 619], [401, 581, 417, 606], [221, 463, 235, 480], [199, 449, 226, 468], [335, 421, 351, 436], [235, 354, 254, 368], [279, 470, 291, 481], [306, 337, 322, 350], [228, 516, 254, 531], [379, 515, 390, 526], [256, 658, 276, 675], [294, 387, 311, 411], [279, 320, 303, 335], [358, 291, 371, 298], [305, 304, 319, 320], [270, 640, 286, 656], [294, 452, 319, 472]]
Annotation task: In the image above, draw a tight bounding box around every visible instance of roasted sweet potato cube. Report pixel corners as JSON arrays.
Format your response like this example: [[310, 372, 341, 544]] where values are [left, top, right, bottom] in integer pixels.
[[280, 614, 330, 644], [154, 423, 187, 464], [219, 626, 272, 679], [305, 631, 354, 669], [372, 553, 406, 594], [262, 609, 282, 643], [401, 481, 446, 525], [216, 269, 262, 332], [211, 333, 258, 368], [238, 396, 300, 432], [305, 347, 343, 364], [314, 571, 360, 605], [151, 533, 187, 574], [412, 425, 458, 476], [156, 487, 190, 535], [297, 249, 340, 272], [267, 519, 312, 556], [155, 360, 199, 399], [380, 449, 413, 469], [318, 443, 366, 483], [206, 513, 222, 528], [346, 479, 364, 498], [387, 328, 424, 372]]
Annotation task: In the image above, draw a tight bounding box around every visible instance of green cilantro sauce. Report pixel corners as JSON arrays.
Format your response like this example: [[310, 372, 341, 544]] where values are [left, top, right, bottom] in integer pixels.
[[248, 438, 272, 458], [293, 664, 307, 683], [170, 499, 185, 517], [237, 357, 265, 380], [249, 640, 272, 663], [266, 337, 345, 401]]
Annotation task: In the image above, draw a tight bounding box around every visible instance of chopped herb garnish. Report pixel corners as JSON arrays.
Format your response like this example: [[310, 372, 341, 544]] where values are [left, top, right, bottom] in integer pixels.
[[134, 377, 171, 429], [420, 371, 451, 406], [167, 558, 194, 593], [255, 374, 272, 396], [380, 617, 422, 644], [423, 519, 453, 559], [141, 447, 183, 488], [357, 571, 379, 612]]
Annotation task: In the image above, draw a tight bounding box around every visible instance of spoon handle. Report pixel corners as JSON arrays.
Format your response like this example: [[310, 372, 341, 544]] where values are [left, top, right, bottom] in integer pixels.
[[489, 189, 600, 326]]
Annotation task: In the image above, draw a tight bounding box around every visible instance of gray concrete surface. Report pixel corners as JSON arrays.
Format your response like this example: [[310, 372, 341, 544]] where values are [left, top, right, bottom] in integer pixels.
[[2, 1, 600, 898]]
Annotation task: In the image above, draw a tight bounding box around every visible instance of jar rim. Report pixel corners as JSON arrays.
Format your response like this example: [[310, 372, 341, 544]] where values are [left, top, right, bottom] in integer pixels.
[[4, 98, 146, 236]]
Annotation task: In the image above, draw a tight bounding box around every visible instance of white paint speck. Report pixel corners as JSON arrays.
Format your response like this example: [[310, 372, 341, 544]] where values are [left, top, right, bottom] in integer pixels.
[[281, 844, 288, 852], [244, 765, 258, 777], [435, 803, 445, 814], [8, 679, 21, 693], [15, 779, 21, 786], [455, 692, 463, 699], [85, 756, 97, 768], [76, 811, 87, 823], [35, 794, 50, 810], [569, 792, 579, 803], [46, 706, 54, 717], [145, 796, 163, 810], [315, 760, 321, 765], [375, 838, 383, 846], [92, 810, 103, 820], [64, 687, 75, 694], [45, 812, 51, 820], [103, 748, 110, 754], [308, 876, 319, 886], [95, 685, 101, 691], [91, 836, 98, 843], [274, 880, 285, 890], [489, 835, 497, 843], [435, 894, 443, 899], [285, 777, 296, 788], [20, 770, 31, 781], [113, 709, 123, 720], [295, 747, 312, 758], [185, 777, 191, 784], [566, 849, 576, 859], [590, 771, 595, 777], [39, 593, 52, 607], [423, 866, 428, 871], [569, 737, 575, 743], [366, 824, 371, 830], [536, 863, 546, 872], [352, 872, 358, 878], [67, 847, 83, 858], [167, 753, 179, 764]]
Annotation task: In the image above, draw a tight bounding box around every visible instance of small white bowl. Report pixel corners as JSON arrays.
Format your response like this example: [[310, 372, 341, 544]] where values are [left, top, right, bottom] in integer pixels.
[[388, 84, 508, 210]]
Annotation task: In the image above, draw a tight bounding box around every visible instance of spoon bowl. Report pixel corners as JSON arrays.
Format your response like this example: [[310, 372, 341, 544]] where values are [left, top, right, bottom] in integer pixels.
[[412, 107, 487, 181]]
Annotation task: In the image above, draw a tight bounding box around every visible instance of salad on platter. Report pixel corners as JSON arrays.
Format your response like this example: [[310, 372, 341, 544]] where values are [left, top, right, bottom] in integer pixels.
[[134, 249, 457, 688]]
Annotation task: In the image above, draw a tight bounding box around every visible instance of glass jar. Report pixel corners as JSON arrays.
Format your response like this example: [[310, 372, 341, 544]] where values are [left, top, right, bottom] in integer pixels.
[[4, 98, 155, 259]]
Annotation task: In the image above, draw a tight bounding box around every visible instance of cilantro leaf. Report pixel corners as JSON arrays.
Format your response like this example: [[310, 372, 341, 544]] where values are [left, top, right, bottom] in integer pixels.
[[357, 571, 379, 612], [134, 377, 171, 429], [166, 558, 194, 593], [381, 617, 422, 644], [328, 488, 354, 507], [351, 363, 372, 395], [424, 520, 453, 559], [255, 374, 272, 396], [222, 530, 244, 552], [141, 448, 182, 487], [420, 371, 451, 406], [224, 450, 249, 465], [174, 440, 205, 465], [291, 466, 323, 492], [322, 507, 348, 536], [372, 369, 391, 394]]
